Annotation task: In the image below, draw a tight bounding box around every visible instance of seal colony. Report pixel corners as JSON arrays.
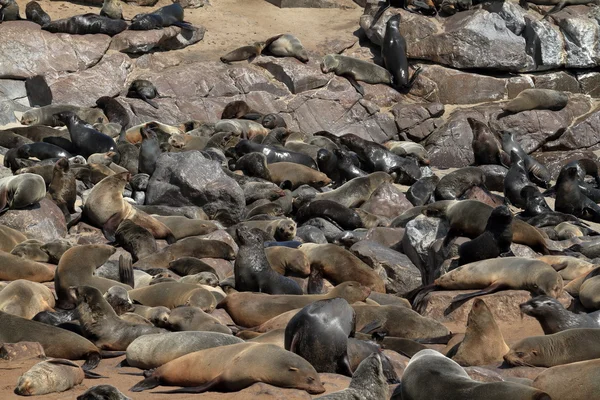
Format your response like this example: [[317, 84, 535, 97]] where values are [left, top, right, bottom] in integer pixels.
[[1, 0, 600, 399]]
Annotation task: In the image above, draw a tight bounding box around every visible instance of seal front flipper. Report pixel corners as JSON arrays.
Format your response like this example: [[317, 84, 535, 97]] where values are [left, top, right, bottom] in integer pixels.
[[157, 377, 222, 394], [345, 75, 365, 96], [139, 95, 159, 110], [102, 212, 123, 242], [130, 376, 161, 392], [407, 65, 422, 88], [119, 254, 135, 288], [82, 353, 101, 371], [171, 20, 194, 30], [338, 353, 353, 377], [544, 0, 566, 18], [84, 370, 107, 379], [450, 283, 508, 304]]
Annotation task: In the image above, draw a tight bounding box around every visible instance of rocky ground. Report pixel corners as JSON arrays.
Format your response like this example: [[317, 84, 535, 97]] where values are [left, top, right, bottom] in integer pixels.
[[0, 0, 600, 399]]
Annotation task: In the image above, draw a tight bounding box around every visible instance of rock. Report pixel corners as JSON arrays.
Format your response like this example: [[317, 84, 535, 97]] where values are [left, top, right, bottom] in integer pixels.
[[532, 150, 599, 180], [0, 21, 111, 79], [350, 240, 422, 296], [364, 227, 405, 248], [557, 16, 600, 68], [392, 102, 444, 141], [418, 290, 572, 325], [401, 215, 449, 285], [407, 10, 534, 72], [523, 17, 564, 70], [483, 0, 526, 36], [110, 25, 206, 54], [461, 186, 504, 208], [577, 71, 600, 97], [46, 53, 132, 108], [545, 106, 600, 150], [533, 71, 579, 93], [362, 8, 437, 47], [173, 0, 210, 8], [0, 342, 45, 361], [360, 183, 414, 219], [146, 151, 246, 224], [425, 113, 475, 168], [506, 76, 534, 98], [0, 198, 66, 242], [199, 258, 234, 281], [256, 57, 332, 94], [0, 92, 29, 126]]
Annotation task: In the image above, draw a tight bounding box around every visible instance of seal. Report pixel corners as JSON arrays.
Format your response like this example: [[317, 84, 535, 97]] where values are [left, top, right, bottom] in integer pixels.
[[16, 142, 71, 160], [71, 286, 165, 350], [578, 274, 600, 310], [83, 172, 175, 242], [77, 385, 131, 400], [234, 226, 303, 295], [115, 220, 157, 263], [233, 218, 297, 242], [314, 172, 393, 208], [129, 3, 192, 31], [266, 246, 310, 277], [54, 111, 117, 158], [217, 281, 371, 327], [134, 237, 234, 270], [127, 80, 160, 109], [48, 157, 77, 219], [130, 342, 325, 394], [435, 167, 486, 200], [469, 118, 508, 166], [54, 244, 131, 309], [382, 14, 421, 91], [504, 328, 600, 367], [152, 216, 217, 240], [124, 331, 243, 369], [504, 151, 532, 208], [537, 255, 595, 280], [220, 42, 266, 63], [138, 124, 160, 176], [128, 282, 217, 311], [14, 359, 94, 396], [555, 164, 600, 223], [296, 200, 363, 230], [0, 173, 46, 211], [520, 295, 600, 334], [401, 349, 551, 400], [321, 54, 392, 95], [0, 224, 27, 252], [220, 100, 262, 120], [165, 306, 230, 333], [267, 162, 331, 190], [25, 1, 50, 26], [457, 205, 513, 266], [235, 139, 318, 169], [104, 285, 135, 316], [285, 298, 355, 375], [20, 105, 106, 127], [11, 239, 49, 262], [314, 352, 388, 400], [0, 279, 54, 319], [264, 33, 309, 62], [446, 299, 509, 366], [100, 0, 122, 19], [42, 14, 128, 36], [0, 0, 20, 20], [168, 257, 218, 277], [0, 311, 103, 370], [532, 358, 600, 400], [299, 243, 386, 293], [95, 96, 130, 129], [503, 88, 568, 113]]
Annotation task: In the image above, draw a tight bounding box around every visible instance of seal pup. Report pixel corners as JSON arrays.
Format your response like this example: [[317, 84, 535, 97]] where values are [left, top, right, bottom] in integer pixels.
[[42, 14, 127, 36], [14, 358, 101, 396], [138, 124, 160, 175], [100, 0, 122, 19], [520, 295, 600, 334], [25, 2, 50, 25], [130, 342, 325, 394], [0, 0, 20, 20], [469, 118, 508, 166], [129, 3, 192, 30], [127, 80, 160, 109], [78, 385, 131, 400], [401, 349, 551, 400], [446, 299, 509, 366], [221, 42, 267, 63], [285, 298, 355, 375], [264, 33, 309, 62], [382, 15, 421, 91], [321, 54, 393, 95], [314, 352, 388, 400], [54, 111, 117, 159], [532, 358, 600, 400], [435, 166, 486, 200], [128, 282, 217, 311], [0, 173, 46, 211], [234, 226, 303, 295]]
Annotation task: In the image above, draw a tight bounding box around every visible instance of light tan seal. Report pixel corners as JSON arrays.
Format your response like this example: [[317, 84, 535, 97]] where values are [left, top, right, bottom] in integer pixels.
[[0, 173, 46, 210], [504, 328, 600, 367], [152, 215, 218, 240], [0, 251, 54, 283], [0, 224, 27, 252], [14, 359, 90, 396], [234, 218, 297, 241], [130, 342, 325, 394], [265, 246, 311, 277], [128, 282, 217, 312], [321, 54, 392, 95], [83, 172, 175, 242], [267, 162, 331, 190], [536, 255, 595, 280], [576, 274, 600, 310], [502, 89, 568, 113], [0, 279, 55, 319], [446, 298, 509, 366], [532, 358, 600, 400], [313, 172, 393, 208]]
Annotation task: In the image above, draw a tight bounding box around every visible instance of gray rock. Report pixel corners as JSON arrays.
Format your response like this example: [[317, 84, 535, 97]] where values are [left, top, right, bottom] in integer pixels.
[[296, 225, 328, 244], [401, 215, 449, 285], [256, 56, 332, 94], [301, 218, 343, 242], [544, 107, 600, 151], [483, 0, 527, 35], [558, 17, 600, 68], [351, 240, 421, 296], [533, 150, 599, 180], [173, 0, 210, 8], [0, 21, 111, 79], [523, 17, 564, 70], [392, 102, 444, 142], [533, 71, 580, 93], [577, 71, 600, 97], [425, 114, 475, 168], [145, 151, 246, 224], [0, 198, 66, 242]]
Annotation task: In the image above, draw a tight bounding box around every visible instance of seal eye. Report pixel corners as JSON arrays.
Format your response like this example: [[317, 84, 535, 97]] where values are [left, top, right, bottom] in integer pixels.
[[516, 352, 525, 358]]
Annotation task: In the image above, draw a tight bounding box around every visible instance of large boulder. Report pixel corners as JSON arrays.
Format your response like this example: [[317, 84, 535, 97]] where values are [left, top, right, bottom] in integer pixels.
[[545, 106, 600, 151], [0, 21, 111, 79], [255, 57, 332, 94], [0, 198, 67, 242], [0, 80, 29, 125], [145, 151, 246, 223]]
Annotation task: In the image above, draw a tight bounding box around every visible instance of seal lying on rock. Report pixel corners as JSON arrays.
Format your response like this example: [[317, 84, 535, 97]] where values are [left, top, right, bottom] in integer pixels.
[[129, 3, 192, 31], [42, 14, 127, 36]]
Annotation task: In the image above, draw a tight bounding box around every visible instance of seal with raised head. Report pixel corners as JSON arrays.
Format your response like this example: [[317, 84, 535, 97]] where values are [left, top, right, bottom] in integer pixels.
[[234, 226, 303, 295], [321, 54, 392, 95], [502, 89, 568, 113], [48, 157, 77, 219], [314, 172, 393, 208], [138, 124, 160, 175], [469, 118, 508, 166], [129, 3, 191, 31], [54, 111, 117, 158], [42, 14, 127, 36], [285, 298, 355, 375], [504, 151, 532, 208], [555, 164, 600, 223], [130, 342, 325, 394], [25, 1, 50, 25], [100, 0, 122, 19], [382, 14, 421, 91], [401, 349, 551, 400], [520, 295, 600, 334], [127, 80, 160, 109], [435, 166, 486, 200], [504, 328, 600, 367]]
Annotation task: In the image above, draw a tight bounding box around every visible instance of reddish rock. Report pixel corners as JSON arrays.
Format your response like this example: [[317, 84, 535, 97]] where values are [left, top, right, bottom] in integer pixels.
[[0, 198, 66, 242], [360, 183, 414, 219], [0, 342, 45, 361]]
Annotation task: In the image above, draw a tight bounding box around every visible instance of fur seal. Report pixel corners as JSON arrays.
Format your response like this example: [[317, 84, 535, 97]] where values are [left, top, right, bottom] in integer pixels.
[[0, 251, 54, 282], [0, 173, 46, 210], [100, 0, 122, 19], [233, 218, 296, 242], [125, 331, 243, 370], [25, 1, 50, 26], [218, 281, 371, 327], [54, 111, 117, 158], [128, 282, 217, 311], [0, 0, 20, 20], [504, 328, 600, 367], [129, 3, 191, 31], [0, 224, 27, 252], [382, 15, 421, 91], [501, 132, 551, 188], [220, 42, 266, 63], [130, 342, 325, 394], [555, 164, 600, 223], [532, 358, 600, 400], [165, 306, 230, 333], [14, 359, 92, 396], [469, 118, 508, 166], [20, 105, 105, 127], [537, 255, 595, 280], [138, 124, 160, 175], [71, 286, 165, 350], [578, 274, 600, 310], [315, 352, 388, 400], [42, 14, 127, 36], [16, 141, 72, 160], [285, 298, 355, 375], [265, 33, 309, 62], [314, 172, 393, 208], [407, 175, 439, 206], [95, 96, 130, 129], [221, 100, 262, 120], [48, 157, 76, 218], [127, 80, 160, 109], [520, 295, 600, 334], [25, 75, 52, 107], [83, 172, 175, 242], [134, 237, 234, 270], [321, 54, 392, 95], [504, 151, 532, 208], [401, 349, 551, 400], [0, 311, 102, 370], [435, 167, 486, 200], [296, 200, 363, 230], [77, 385, 131, 400], [267, 162, 331, 189], [446, 299, 509, 366], [235, 139, 318, 169], [0, 279, 55, 319], [234, 226, 303, 295], [502, 89, 568, 113]]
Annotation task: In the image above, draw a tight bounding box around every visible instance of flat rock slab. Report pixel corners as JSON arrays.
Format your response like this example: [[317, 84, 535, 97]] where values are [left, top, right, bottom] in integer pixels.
[[256, 56, 332, 94], [419, 290, 573, 325], [110, 25, 206, 54]]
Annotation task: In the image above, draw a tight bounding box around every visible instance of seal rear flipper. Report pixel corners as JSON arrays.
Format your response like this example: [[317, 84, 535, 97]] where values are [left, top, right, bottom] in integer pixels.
[[130, 376, 161, 392], [140, 95, 159, 110], [119, 254, 135, 288], [450, 283, 507, 304], [307, 268, 324, 294], [406, 284, 439, 311], [116, 359, 130, 368], [359, 320, 384, 335], [100, 350, 126, 358], [345, 75, 365, 96], [157, 378, 221, 394], [82, 353, 101, 371], [407, 65, 422, 88], [102, 212, 124, 242], [337, 353, 353, 377], [84, 370, 107, 379], [171, 21, 194, 30]]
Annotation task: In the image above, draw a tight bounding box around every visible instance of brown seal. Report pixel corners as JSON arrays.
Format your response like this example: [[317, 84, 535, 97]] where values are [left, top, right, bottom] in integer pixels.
[[10, 239, 50, 262], [48, 157, 76, 219], [469, 118, 508, 166], [82, 172, 175, 242], [267, 162, 331, 190], [165, 306, 231, 334], [313, 172, 393, 208], [130, 342, 325, 394], [0, 252, 54, 283], [128, 282, 217, 311], [14, 359, 89, 396], [532, 358, 600, 400], [446, 298, 509, 366], [220, 42, 267, 63], [0, 173, 46, 210], [435, 167, 486, 200], [536, 255, 595, 280], [71, 286, 166, 350], [217, 281, 371, 327], [265, 247, 311, 277], [0, 279, 55, 319], [502, 89, 568, 113], [321, 54, 392, 95], [0, 224, 27, 252], [504, 328, 600, 367], [152, 215, 218, 240], [233, 218, 296, 241], [114, 219, 157, 263], [577, 275, 600, 310]]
